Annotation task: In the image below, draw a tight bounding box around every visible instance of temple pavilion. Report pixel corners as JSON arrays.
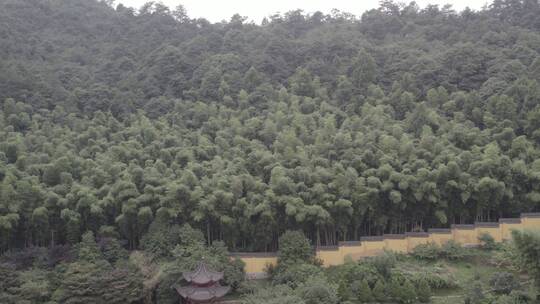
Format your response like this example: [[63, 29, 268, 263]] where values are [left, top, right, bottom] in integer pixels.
[[175, 261, 230, 304]]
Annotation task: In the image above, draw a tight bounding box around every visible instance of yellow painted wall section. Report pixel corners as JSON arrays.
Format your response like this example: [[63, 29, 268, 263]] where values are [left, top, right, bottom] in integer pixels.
[[338, 242, 365, 262], [476, 225, 502, 242], [234, 213, 540, 275], [362, 239, 386, 256], [522, 214, 540, 230], [316, 248, 342, 267], [452, 226, 478, 245], [428, 232, 453, 246], [384, 237, 408, 253], [500, 220, 523, 240], [231, 255, 277, 274], [406, 235, 431, 251]]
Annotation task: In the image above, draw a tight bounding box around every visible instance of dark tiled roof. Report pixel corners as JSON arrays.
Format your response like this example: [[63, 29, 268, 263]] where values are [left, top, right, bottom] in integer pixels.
[[338, 241, 362, 246], [475, 222, 499, 228], [383, 234, 407, 239], [405, 232, 430, 237], [316, 245, 339, 251], [360, 236, 384, 241], [428, 228, 451, 234], [183, 262, 224, 285], [451, 224, 475, 230], [498, 218, 521, 224], [175, 284, 230, 301], [229, 252, 277, 258]]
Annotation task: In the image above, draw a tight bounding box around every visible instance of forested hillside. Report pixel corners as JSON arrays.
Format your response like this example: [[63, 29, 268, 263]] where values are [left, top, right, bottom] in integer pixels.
[[1, 0, 540, 254]]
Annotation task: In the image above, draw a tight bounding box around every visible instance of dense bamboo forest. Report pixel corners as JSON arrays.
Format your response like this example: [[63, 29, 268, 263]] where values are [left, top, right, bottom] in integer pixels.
[[1, 0, 540, 255]]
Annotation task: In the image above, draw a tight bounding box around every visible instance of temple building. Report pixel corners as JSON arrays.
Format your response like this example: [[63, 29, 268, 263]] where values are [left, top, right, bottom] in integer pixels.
[[175, 261, 230, 304]]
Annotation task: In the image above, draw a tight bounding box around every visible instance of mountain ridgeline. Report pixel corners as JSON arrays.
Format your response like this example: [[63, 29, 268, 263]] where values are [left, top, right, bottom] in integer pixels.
[[1, 0, 540, 253]]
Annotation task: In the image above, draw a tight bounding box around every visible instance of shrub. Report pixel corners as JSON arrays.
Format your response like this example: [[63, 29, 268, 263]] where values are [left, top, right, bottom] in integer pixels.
[[352, 279, 373, 303], [440, 240, 467, 260], [416, 278, 432, 303], [278, 231, 313, 264], [492, 241, 521, 269], [335, 261, 383, 287], [368, 250, 398, 279], [372, 279, 387, 302], [389, 278, 417, 304], [140, 220, 182, 259], [464, 281, 485, 304], [412, 242, 440, 260], [297, 277, 339, 304], [511, 229, 540, 295], [412, 241, 468, 261], [272, 263, 323, 287], [99, 237, 128, 264], [337, 279, 354, 301], [399, 279, 418, 304], [489, 272, 519, 295], [411, 269, 459, 289], [478, 233, 497, 250], [241, 285, 305, 304]]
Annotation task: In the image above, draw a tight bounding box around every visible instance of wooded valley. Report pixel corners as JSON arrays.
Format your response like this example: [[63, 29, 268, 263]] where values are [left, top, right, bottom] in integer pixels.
[[1, 0, 540, 252]]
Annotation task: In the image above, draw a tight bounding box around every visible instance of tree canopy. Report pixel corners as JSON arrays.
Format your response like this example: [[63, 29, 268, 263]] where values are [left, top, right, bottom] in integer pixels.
[[0, 0, 539, 255]]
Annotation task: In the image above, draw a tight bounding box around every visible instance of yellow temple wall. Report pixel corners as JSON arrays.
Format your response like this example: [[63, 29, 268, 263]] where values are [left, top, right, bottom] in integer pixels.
[[475, 225, 502, 242], [230, 254, 278, 275], [452, 225, 477, 245], [384, 236, 408, 253], [233, 213, 540, 275], [406, 233, 431, 251], [361, 237, 386, 256], [316, 247, 342, 267], [427, 230, 453, 245], [500, 220, 523, 240], [338, 242, 364, 262]]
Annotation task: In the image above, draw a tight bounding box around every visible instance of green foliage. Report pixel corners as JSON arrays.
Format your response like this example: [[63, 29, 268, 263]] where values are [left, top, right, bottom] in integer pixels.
[[413, 241, 467, 261], [272, 262, 323, 287], [409, 267, 459, 289], [368, 251, 398, 279], [52, 230, 144, 304], [352, 279, 374, 303], [0, 0, 538, 256], [492, 242, 523, 270], [478, 233, 497, 250], [0, 1, 540, 302], [157, 224, 245, 301], [241, 285, 305, 304], [389, 278, 417, 304], [140, 219, 182, 260], [440, 240, 468, 260], [278, 231, 313, 264], [464, 281, 485, 304], [372, 279, 388, 302], [296, 276, 339, 304], [416, 278, 432, 303], [490, 272, 519, 295], [412, 242, 441, 260], [511, 230, 540, 298], [0, 263, 20, 303], [77, 231, 103, 263], [99, 237, 128, 265]]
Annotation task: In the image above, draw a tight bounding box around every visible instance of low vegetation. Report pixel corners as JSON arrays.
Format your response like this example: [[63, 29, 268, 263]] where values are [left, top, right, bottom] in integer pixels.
[[241, 230, 540, 304]]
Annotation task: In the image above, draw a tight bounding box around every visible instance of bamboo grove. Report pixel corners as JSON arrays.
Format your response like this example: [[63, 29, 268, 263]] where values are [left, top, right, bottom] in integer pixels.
[[0, 0, 540, 252]]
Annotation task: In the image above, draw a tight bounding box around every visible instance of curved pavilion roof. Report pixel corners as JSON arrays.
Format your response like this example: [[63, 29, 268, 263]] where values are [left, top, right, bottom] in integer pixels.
[[182, 262, 225, 285], [175, 284, 230, 303]]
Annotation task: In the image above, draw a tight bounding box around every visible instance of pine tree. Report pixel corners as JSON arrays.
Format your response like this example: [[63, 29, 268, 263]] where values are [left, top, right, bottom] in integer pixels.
[[416, 278, 431, 303], [400, 279, 418, 304], [372, 279, 388, 302], [354, 279, 374, 303]]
